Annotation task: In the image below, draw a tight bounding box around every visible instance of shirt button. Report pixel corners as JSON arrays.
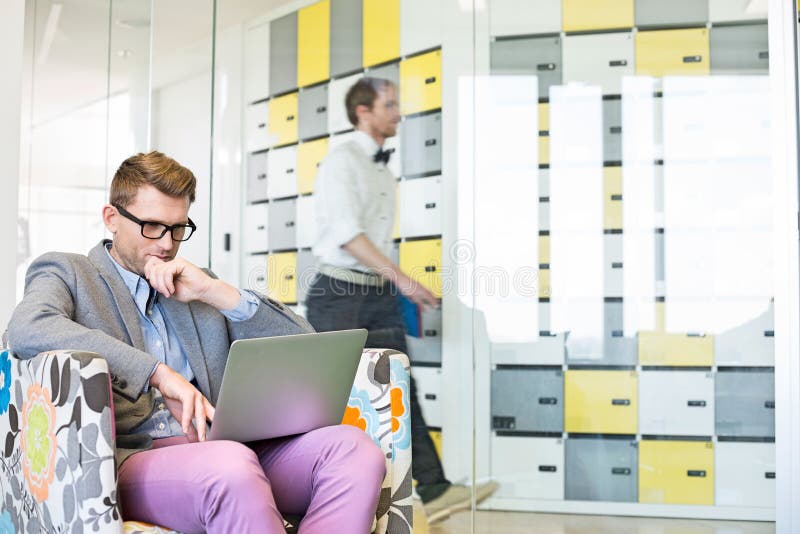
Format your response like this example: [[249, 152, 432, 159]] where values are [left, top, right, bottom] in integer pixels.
[[147, 309, 153, 316], [158, 403, 165, 411], [156, 340, 162, 347], [158, 423, 165, 430]]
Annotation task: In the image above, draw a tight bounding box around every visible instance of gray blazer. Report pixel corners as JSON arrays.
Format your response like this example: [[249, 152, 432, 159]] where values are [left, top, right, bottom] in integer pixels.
[[7, 240, 314, 466]]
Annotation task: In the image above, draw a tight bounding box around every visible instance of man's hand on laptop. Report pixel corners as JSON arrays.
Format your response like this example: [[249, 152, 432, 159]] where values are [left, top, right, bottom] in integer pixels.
[[150, 363, 215, 442], [144, 256, 240, 311]]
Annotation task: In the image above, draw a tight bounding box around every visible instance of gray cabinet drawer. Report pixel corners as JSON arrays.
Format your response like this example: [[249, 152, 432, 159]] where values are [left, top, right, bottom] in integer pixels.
[[401, 112, 442, 177], [268, 198, 297, 251], [491, 368, 564, 433], [299, 84, 329, 141], [270, 13, 298, 96], [566, 437, 638, 502]]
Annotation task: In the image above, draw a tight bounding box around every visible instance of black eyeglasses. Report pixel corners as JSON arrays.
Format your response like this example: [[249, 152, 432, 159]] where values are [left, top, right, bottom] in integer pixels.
[[114, 204, 197, 242]]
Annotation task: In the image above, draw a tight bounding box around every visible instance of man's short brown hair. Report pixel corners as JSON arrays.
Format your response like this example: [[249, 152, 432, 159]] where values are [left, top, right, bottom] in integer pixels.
[[345, 77, 395, 127], [110, 151, 197, 207]]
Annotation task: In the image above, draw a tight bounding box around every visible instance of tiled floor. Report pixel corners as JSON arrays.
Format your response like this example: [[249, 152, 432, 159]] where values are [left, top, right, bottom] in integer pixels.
[[427, 511, 775, 534]]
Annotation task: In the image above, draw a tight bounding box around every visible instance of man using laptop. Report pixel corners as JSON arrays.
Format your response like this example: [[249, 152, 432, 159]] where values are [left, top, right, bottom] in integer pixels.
[[7, 151, 385, 533]]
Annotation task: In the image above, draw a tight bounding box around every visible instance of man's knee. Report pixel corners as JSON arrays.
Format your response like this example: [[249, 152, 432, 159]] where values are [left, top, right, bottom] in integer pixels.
[[336, 425, 386, 482], [203, 441, 268, 503]]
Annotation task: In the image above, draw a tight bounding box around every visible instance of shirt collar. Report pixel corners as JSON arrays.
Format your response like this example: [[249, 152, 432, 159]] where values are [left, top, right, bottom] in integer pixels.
[[353, 130, 381, 158], [105, 242, 152, 311]]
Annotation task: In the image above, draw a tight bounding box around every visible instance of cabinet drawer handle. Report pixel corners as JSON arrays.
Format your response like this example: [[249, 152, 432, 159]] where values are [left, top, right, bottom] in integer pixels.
[[610, 126, 622, 134], [256, 276, 265, 282], [316, 106, 327, 113], [609, 60, 628, 67], [764, 330, 775, 337], [537, 63, 556, 71], [424, 329, 438, 336], [425, 202, 437, 209], [611, 467, 631, 476], [612, 398, 630, 406], [611, 262, 623, 269], [687, 400, 706, 407], [758, 51, 769, 60], [425, 138, 438, 147], [286, 114, 295, 122], [285, 221, 295, 228], [610, 194, 623, 201], [286, 168, 295, 174], [258, 173, 266, 180], [611, 330, 624, 338], [687, 470, 706, 478], [538, 465, 557, 472], [766, 472, 776, 479], [687, 332, 706, 337], [765, 400, 775, 409], [683, 55, 702, 64], [538, 397, 558, 405], [284, 274, 294, 281], [425, 76, 437, 85], [257, 225, 266, 231], [258, 122, 267, 129], [425, 265, 437, 272], [425, 393, 437, 400]]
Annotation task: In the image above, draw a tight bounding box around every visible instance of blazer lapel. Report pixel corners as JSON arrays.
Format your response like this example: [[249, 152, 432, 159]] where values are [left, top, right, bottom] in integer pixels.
[[158, 296, 212, 397]]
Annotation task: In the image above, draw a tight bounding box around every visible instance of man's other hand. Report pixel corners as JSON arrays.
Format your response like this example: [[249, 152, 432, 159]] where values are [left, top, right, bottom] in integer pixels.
[[150, 363, 215, 442]]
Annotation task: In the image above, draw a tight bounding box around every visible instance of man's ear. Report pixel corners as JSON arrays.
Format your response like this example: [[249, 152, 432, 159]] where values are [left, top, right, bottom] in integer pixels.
[[101, 204, 118, 234], [354, 103, 371, 125]]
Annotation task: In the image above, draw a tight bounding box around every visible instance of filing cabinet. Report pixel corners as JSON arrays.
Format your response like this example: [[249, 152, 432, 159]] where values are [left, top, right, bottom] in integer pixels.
[[400, 0, 442, 56], [539, 167, 550, 197], [267, 145, 298, 199], [654, 231, 665, 283], [634, 0, 708, 28], [295, 250, 316, 305], [407, 307, 442, 364], [296, 195, 317, 249], [328, 72, 363, 133], [330, 0, 362, 78], [636, 28, 710, 78], [297, 138, 328, 195], [401, 112, 442, 177], [367, 61, 399, 86], [538, 103, 549, 132], [562, 0, 634, 32], [268, 92, 299, 147], [411, 365, 442, 428], [297, 0, 330, 88], [715, 303, 774, 367], [563, 33, 634, 96], [604, 233, 623, 297], [245, 102, 270, 152], [490, 36, 562, 101], [491, 436, 565, 500], [362, 0, 400, 68], [564, 370, 638, 435], [709, 0, 767, 23], [246, 152, 269, 203], [710, 24, 769, 75], [604, 301, 638, 366], [399, 239, 442, 298], [715, 442, 775, 508], [716, 369, 775, 438], [489, 0, 561, 38], [638, 331, 714, 366], [244, 22, 270, 104], [268, 198, 297, 251], [639, 371, 714, 437], [298, 84, 329, 141], [538, 268, 551, 299], [539, 136, 550, 166], [400, 50, 442, 116], [566, 437, 638, 502], [490, 336, 566, 366], [491, 368, 564, 433], [399, 175, 442, 238], [603, 99, 622, 163], [269, 12, 298, 96], [604, 166, 623, 229], [267, 252, 298, 304], [639, 440, 714, 505], [244, 204, 269, 253], [539, 235, 550, 264], [383, 131, 402, 178], [242, 254, 268, 294], [539, 209, 549, 233]]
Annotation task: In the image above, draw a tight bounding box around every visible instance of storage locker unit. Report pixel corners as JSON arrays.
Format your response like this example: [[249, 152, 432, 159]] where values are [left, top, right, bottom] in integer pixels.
[[400, 0, 442, 56], [634, 0, 708, 28], [715, 442, 775, 508], [297, 138, 329, 195], [407, 334, 442, 365], [489, 0, 561, 38], [539, 203, 550, 232], [242, 253, 268, 294], [491, 436, 565, 500], [604, 233, 623, 298], [362, 0, 400, 68], [635, 28, 710, 78], [296, 195, 317, 249], [709, 0, 768, 23], [639, 371, 714, 437], [411, 365, 442, 428], [268, 92, 299, 147], [328, 72, 363, 133], [491, 368, 564, 433], [604, 301, 638, 366], [538, 268, 551, 299], [244, 22, 270, 104], [269, 12, 298, 97], [367, 60, 400, 86], [401, 112, 442, 177], [298, 84, 329, 141], [604, 166, 623, 229], [491, 335, 567, 366], [639, 440, 714, 505], [297, 0, 330, 88], [565, 437, 638, 502], [539, 102, 549, 132], [399, 50, 442, 116], [603, 99, 622, 163], [539, 136, 550, 166], [562, 0, 634, 32], [244, 203, 269, 253], [637, 331, 714, 367], [562, 32, 634, 96], [245, 102, 270, 152], [330, 0, 362, 78], [399, 175, 442, 238], [267, 252, 298, 304], [246, 151, 269, 203], [295, 250, 316, 306], [267, 145, 298, 199], [710, 24, 769, 75], [490, 36, 562, 101], [383, 130, 402, 178], [715, 303, 774, 367], [268, 198, 297, 251], [540, 234, 550, 265], [564, 370, 638, 435], [716, 369, 775, 438], [399, 239, 442, 298]]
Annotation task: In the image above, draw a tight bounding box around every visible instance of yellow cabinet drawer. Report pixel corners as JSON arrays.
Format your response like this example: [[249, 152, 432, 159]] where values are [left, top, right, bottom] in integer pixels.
[[565, 370, 638, 434], [298, 0, 330, 87], [399, 239, 442, 298], [429, 429, 443, 459], [638, 331, 714, 366], [363, 0, 400, 67], [636, 28, 710, 77], [538, 268, 551, 299], [539, 235, 550, 265], [400, 50, 442, 115], [539, 136, 550, 166], [639, 440, 714, 505], [297, 138, 328, 194], [604, 166, 623, 230], [268, 252, 298, 304], [562, 0, 634, 32], [268, 92, 299, 147], [539, 103, 549, 132]]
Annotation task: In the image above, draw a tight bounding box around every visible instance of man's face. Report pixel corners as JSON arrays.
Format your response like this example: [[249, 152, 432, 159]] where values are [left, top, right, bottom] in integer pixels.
[[365, 85, 401, 139], [104, 184, 191, 276]]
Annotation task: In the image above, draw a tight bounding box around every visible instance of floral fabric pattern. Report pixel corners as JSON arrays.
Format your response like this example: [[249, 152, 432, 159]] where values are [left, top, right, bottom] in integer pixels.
[[0, 352, 11, 416], [20, 383, 56, 503]]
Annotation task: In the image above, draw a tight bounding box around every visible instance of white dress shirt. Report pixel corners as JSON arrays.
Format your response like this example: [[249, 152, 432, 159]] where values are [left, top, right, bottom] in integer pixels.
[[313, 130, 396, 272]]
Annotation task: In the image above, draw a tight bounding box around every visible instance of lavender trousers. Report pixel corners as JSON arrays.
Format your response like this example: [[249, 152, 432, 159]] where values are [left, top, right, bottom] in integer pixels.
[[117, 424, 386, 534]]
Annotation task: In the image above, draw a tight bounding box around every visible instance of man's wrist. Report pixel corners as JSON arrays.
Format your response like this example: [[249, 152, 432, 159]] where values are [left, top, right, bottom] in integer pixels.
[[201, 278, 241, 311]]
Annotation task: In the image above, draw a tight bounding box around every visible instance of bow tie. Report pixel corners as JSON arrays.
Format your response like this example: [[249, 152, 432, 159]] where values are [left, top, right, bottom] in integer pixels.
[[373, 148, 392, 165]]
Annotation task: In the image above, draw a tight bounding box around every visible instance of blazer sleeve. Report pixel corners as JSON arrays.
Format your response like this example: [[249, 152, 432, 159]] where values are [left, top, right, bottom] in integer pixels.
[[225, 290, 316, 341]]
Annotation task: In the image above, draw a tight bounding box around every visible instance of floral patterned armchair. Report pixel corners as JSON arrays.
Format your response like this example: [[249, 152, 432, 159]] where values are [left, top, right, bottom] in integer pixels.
[[0, 348, 412, 533]]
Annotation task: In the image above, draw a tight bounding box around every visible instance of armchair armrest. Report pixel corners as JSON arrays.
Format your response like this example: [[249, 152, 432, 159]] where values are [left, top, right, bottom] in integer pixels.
[[344, 348, 412, 534]]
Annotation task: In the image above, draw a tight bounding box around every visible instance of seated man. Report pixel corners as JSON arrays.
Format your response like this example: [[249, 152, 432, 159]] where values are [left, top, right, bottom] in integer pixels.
[[7, 151, 385, 533]]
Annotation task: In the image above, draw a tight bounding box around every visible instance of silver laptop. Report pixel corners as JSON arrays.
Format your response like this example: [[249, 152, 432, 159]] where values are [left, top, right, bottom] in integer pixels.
[[208, 329, 367, 442]]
